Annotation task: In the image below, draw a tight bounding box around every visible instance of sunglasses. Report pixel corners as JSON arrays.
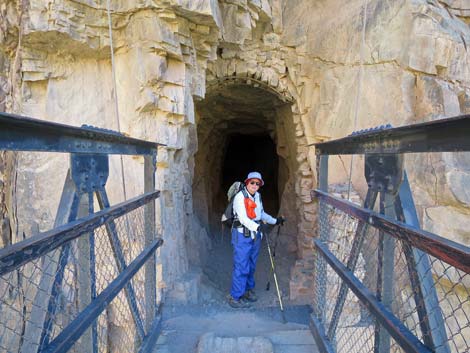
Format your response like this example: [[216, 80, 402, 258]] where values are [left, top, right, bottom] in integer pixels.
[[249, 181, 261, 186]]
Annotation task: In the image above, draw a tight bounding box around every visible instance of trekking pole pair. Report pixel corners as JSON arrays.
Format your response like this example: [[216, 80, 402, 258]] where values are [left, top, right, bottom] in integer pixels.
[[263, 223, 286, 323]]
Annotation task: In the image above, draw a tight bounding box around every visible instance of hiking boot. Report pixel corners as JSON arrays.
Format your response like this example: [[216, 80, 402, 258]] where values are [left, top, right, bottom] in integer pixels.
[[228, 295, 251, 309], [242, 289, 258, 302]]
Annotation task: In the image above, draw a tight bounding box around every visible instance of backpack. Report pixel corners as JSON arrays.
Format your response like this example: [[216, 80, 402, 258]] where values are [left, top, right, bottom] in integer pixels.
[[221, 181, 245, 226]]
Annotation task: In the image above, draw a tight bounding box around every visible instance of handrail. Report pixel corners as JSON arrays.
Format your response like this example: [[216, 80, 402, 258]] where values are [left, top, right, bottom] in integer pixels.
[[315, 241, 433, 353], [0, 191, 160, 276], [312, 189, 470, 274], [313, 115, 470, 155], [0, 112, 163, 155], [42, 238, 164, 353], [311, 116, 470, 353], [138, 316, 163, 353], [0, 113, 162, 353], [309, 316, 335, 353]]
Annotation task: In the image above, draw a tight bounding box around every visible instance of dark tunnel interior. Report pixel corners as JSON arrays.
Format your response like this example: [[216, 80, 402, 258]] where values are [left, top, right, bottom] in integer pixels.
[[220, 133, 279, 217]]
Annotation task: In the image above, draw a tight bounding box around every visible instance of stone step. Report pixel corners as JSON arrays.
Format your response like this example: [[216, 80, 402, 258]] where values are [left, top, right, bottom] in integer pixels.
[[155, 328, 318, 353], [153, 304, 318, 353], [267, 329, 318, 353], [160, 303, 313, 326]]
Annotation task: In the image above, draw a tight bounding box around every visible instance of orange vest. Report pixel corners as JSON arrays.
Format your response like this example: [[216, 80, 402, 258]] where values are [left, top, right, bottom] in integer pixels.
[[244, 196, 257, 219]]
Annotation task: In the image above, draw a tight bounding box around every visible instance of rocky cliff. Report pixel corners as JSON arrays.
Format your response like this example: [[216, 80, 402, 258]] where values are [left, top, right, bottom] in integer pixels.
[[0, 0, 469, 307]]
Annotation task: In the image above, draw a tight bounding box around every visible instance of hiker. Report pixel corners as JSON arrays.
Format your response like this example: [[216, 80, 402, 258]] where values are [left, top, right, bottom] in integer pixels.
[[228, 171, 285, 308]]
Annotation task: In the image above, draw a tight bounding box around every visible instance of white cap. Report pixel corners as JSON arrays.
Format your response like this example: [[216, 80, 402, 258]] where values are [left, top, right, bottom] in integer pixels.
[[244, 171, 264, 186]]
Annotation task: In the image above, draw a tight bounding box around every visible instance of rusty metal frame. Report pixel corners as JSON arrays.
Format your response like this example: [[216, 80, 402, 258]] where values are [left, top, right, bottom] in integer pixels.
[[313, 115, 470, 155]]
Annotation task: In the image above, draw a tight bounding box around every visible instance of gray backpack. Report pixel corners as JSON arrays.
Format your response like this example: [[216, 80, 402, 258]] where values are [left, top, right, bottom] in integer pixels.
[[221, 182, 246, 226]]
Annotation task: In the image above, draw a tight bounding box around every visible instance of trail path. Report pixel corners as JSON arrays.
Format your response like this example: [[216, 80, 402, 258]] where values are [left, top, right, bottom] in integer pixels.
[[154, 228, 318, 353]]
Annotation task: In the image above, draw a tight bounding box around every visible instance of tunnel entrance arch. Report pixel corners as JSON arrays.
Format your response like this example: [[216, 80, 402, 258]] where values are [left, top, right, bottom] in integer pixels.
[[193, 80, 290, 237], [192, 69, 315, 303]]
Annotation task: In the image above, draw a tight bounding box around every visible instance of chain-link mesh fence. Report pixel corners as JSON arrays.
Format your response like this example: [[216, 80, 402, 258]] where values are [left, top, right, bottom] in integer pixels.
[[0, 202, 156, 353], [313, 199, 470, 353]]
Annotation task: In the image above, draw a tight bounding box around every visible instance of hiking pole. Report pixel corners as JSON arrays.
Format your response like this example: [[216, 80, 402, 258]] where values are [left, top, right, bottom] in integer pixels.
[[266, 224, 281, 291], [265, 226, 287, 324]]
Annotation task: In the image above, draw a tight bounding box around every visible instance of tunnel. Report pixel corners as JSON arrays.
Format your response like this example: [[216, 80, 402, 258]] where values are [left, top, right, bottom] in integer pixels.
[[221, 133, 279, 217], [192, 81, 300, 303]]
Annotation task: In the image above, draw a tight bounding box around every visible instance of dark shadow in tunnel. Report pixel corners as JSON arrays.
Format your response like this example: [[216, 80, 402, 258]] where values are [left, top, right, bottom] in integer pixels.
[[193, 84, 297, 304], [220, 133, 279, 217], [202, 133, 291, 305]]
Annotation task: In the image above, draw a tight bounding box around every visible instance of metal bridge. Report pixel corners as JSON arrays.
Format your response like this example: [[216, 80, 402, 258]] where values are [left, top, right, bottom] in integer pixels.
[[0, 112, 470, 353], [0, 113, 163, 353], [311, 116, 470, 353]]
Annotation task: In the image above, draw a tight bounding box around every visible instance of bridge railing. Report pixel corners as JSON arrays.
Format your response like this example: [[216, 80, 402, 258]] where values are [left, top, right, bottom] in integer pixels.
[[0, 113, 163, 353], [310, 116, 470, 353]]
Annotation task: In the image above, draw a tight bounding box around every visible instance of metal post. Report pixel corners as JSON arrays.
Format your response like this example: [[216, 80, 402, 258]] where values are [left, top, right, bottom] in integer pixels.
[[69, 153, 109, 353], [315, 154, 329, 322], [96, 187, 145, 339], [76, 193, 94, 353], [21, 171, 79, 353], [396, 173, 450, 353], [375, 192, 396, 353], [327, 188, 378, 340], [144, 154, 157, 331], [88, 192, 98, 353]]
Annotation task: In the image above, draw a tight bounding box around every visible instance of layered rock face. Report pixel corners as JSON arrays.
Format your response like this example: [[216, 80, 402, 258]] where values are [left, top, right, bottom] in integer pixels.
[[0, 0, 469, 311]]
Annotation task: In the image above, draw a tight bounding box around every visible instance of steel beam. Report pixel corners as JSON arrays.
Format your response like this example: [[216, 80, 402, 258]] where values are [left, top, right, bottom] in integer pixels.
[[76, 193, 95, 353], [315, 155, 329, 322], [0, 191, 160, 275], [375, 193, 396, 353], [312, 189, 470, 274], [88, 192, 98, 353], [313, 115, 470, 155], [0, 112, 161, 155], [396, 174, 450, 353], [144, 154, 157, 330]]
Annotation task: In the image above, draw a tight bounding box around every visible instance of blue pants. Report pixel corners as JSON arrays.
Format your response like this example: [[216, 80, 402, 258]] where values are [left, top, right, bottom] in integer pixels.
[[230, 228, 261, 300]]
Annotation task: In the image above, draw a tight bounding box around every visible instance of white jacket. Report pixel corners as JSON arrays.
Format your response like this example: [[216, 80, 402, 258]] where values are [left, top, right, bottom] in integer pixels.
[[232, 188, 277, 232]]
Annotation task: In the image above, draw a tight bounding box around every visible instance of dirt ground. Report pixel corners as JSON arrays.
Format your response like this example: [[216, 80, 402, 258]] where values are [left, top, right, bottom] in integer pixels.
[[156, 225, 315, 352], [201, 224, 296, 309]]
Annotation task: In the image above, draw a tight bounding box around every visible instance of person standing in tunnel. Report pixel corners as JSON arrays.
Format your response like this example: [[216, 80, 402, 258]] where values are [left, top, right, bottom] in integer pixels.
[[228, 171, 285, 308]]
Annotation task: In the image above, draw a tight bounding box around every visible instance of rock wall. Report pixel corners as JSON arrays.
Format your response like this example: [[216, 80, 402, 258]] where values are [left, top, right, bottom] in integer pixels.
[[284, 0, 470, 306], [0, 0, 21, 250], [281, 0, 470, 243], [0, 0, 469, 310]]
